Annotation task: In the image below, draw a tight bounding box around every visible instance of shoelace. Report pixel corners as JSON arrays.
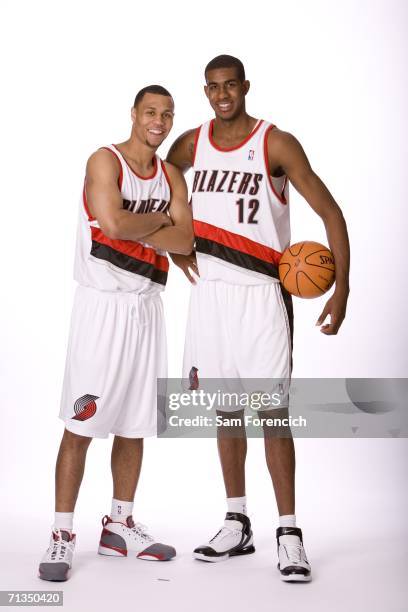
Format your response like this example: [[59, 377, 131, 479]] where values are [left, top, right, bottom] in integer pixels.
[[130, 522, 154, 543], [48, 534, 74, 561], [209, 526, 241, 544]]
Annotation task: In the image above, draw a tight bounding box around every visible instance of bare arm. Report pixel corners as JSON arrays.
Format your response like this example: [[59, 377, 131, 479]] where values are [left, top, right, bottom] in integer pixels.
[[142, 163, 194, 256], [166, 128, 197, 173], [86, 149, 171, 240], [268, 129, 350, 334], [165, 129, 198, 268]]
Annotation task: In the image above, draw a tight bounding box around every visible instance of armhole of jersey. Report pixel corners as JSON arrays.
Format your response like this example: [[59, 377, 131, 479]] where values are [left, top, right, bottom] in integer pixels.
[[192, 126, 202, 165], [282, 175, 288, 200], [83, 147, 124, 222], [263, 125, 287, 206], [99, 146, 124, 190], [82, 179, 95, 221], [161, 160, 173, 197]]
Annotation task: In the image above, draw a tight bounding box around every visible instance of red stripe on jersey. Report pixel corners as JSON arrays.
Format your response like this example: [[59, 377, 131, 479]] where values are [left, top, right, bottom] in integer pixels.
[[263, 126, 287, 205], [160, 160, 172, 196], [192, 126, 202, 163], [193, 220, 282, 266], [209, 119, 264, 152], [91, 227, 169, 272]]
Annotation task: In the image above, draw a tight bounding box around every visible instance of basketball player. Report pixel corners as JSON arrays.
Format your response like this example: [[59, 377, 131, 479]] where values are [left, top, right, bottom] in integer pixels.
[[38, 85, 194, 581], [167, 56, 350, 581]]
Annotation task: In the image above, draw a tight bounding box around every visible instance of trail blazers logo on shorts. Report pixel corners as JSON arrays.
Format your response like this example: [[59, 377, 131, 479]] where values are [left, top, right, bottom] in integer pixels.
[[72, 394, 99, 421]]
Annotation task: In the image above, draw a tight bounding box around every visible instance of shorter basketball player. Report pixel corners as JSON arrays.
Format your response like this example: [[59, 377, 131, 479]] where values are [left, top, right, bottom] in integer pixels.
[[38, 85, 193, 581], [167, 55, 350, 581]]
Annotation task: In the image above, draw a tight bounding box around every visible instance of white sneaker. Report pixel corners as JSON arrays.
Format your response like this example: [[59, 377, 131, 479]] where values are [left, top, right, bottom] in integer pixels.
[[194, 512, 255, 562], [98, 515, 176, 561], [276, 526, 311, 581], [39, 529, 76, 582]]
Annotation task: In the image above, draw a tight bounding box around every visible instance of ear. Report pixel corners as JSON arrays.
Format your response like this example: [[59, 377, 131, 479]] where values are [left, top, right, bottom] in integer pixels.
[[131, 106, 137, 123], [243, 80, 250, 96], [204, 84, 209, 100]]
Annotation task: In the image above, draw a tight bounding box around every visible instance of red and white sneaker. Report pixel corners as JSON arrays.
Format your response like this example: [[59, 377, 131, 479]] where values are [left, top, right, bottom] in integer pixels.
[[39, 529, 76, 582], [98, 515, 176, 561]]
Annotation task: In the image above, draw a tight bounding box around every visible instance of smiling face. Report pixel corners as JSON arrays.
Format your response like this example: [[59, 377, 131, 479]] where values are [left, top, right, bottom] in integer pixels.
[[131, 93, 174, 148], [204, 67, 250, 121]]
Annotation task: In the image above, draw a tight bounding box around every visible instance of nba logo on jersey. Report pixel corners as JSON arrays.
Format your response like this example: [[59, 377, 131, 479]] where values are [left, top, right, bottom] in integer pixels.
[[248, 149, 255, 160]]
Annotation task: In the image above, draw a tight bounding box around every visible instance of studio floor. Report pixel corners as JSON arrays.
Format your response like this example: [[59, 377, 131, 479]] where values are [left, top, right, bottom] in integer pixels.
[[2, 436, 407, 612], [1, 522, 406, 612]]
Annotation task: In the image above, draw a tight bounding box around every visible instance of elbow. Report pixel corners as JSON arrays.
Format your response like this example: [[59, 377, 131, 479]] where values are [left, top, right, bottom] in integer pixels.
[[180, 235, 195, 256], [100, 219, 122, 241], [322, 204, 347, 228]]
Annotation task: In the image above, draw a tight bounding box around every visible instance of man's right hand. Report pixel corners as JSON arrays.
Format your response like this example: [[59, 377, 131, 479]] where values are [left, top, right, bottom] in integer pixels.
[[170, 252, 199, 283]]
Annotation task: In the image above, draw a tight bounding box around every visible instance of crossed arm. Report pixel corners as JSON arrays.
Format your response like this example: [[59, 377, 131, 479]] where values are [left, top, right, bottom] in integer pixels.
[[85, 149, 194, 255]]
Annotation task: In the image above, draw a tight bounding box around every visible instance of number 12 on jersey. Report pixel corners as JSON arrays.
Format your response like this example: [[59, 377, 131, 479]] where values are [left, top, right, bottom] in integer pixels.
[[236, 198, 259, 224]]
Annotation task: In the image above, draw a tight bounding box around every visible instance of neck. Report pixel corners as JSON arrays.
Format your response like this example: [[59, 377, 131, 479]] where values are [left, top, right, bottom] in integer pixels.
[[117, 133, 157, 171], [213, 111, 256, 133]]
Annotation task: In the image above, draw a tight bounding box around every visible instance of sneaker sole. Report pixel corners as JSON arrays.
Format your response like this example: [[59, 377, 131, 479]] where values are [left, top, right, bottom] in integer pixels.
[[194, 544, 256, 563], [98, 544, 126, 557], [280, 573, 312, 582], [98, 544, 176, 561]]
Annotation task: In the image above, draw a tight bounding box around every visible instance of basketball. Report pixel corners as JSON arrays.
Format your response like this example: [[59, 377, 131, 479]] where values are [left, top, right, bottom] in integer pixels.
[[279, 241, 335, 298]]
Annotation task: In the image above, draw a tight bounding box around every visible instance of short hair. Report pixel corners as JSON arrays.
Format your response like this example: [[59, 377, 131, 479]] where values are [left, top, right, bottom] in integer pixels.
[[133, 85, 173, 108], [205, 55, 246, 82]]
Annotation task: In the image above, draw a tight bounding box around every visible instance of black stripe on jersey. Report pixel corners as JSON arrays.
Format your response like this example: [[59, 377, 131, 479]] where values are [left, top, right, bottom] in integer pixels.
[[91, 242, 168, 286], [195, 237, 280, 280]]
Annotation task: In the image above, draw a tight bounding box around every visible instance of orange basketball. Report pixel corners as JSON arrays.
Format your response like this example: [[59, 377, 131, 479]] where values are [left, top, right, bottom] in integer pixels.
[[279, 241, 335, 298]]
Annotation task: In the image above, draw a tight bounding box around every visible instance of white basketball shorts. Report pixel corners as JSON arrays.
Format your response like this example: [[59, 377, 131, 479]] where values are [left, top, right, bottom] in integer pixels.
[[59, 285, 167, 438], [182, 279, 293, 406]]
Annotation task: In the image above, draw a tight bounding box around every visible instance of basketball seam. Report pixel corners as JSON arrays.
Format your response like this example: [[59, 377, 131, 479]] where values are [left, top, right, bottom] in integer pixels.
[[295, 269, 301, 297], [278, 262, 291, 284], [304, 248, 335, 267], [288, 242, 304, 258], [302, 261, 335, 270], [296, 270, 326, 294]]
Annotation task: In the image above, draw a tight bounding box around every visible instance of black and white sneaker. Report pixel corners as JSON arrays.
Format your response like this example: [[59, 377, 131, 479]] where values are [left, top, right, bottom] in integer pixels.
[[276, 526, 311, 582], [193, 512, 255, 562]]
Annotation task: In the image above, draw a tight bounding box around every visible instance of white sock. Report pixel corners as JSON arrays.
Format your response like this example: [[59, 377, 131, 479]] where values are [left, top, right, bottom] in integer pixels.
[[227, 496, 247, 516], [111, 498, 134, 522], [54, 512, 74, 533], [279, 514, 296, 527]]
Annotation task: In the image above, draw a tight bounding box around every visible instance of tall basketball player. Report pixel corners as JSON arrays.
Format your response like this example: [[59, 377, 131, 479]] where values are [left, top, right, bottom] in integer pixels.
[[38, 85, 194, 581], [167, 56, 350, 581]]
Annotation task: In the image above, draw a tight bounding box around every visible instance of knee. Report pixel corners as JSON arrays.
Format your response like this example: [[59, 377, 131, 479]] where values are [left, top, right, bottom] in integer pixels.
[[113, 435, 143, 446], [62, 428, 93, 450], [216, 410, 246, 439]]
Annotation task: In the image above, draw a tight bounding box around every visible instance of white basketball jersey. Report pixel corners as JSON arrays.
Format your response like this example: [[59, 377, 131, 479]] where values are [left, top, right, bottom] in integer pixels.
[[74, 144, 171, 294], [192, 119, 290, 285]]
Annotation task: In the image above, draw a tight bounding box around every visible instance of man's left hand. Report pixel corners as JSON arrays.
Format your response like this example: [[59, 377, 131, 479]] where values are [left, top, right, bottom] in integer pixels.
[[316, 290, 349, 335]]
